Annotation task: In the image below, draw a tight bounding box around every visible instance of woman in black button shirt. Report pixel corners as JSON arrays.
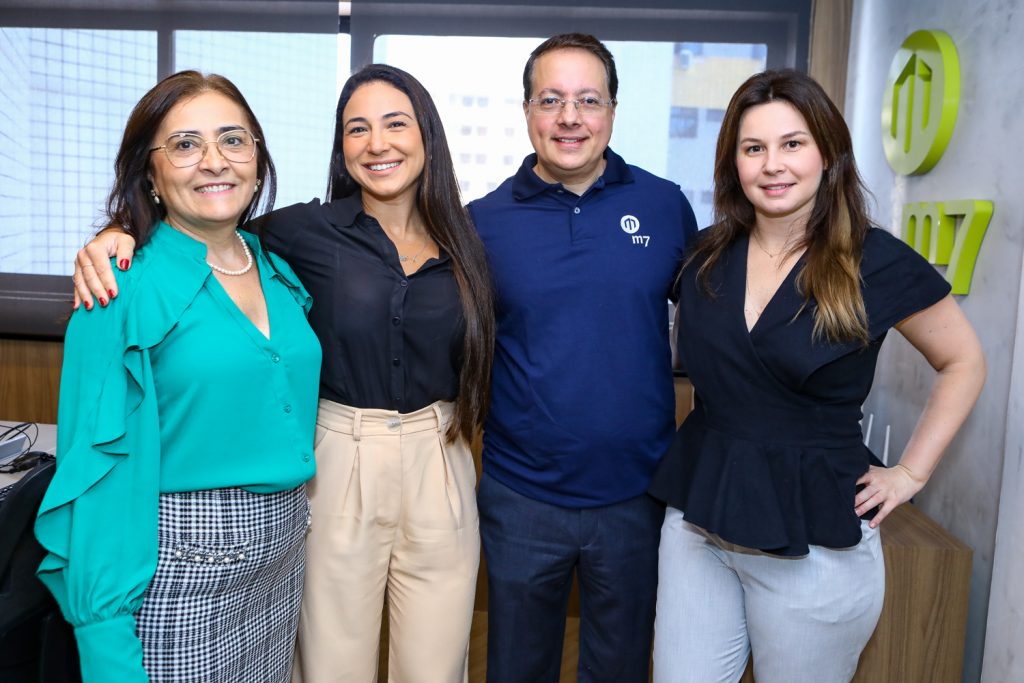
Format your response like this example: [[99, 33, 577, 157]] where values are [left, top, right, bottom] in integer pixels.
[[648, 70, 985, 682], [73, 65, 494, 683]]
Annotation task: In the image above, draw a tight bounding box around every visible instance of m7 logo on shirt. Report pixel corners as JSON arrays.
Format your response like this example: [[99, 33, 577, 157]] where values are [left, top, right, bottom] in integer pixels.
[[620, 215, 650, 247]]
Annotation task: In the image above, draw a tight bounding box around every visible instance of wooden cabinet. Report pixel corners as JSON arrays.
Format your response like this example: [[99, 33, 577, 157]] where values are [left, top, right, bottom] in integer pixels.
[[854, 503, 972, 682]]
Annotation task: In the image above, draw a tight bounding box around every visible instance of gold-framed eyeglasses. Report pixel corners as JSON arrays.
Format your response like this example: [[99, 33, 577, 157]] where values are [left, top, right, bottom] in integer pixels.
[[527, 96, 616, 115], [150, 129, 259, 168]]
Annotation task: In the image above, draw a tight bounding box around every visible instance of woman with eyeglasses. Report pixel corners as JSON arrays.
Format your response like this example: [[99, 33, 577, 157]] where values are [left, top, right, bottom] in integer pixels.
[[35, 71, 321, 683], [67, 64, 494, 682]]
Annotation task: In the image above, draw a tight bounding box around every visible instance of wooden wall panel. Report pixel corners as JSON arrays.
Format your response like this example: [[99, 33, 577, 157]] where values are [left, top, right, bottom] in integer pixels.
[[0, 338, 63, 424]]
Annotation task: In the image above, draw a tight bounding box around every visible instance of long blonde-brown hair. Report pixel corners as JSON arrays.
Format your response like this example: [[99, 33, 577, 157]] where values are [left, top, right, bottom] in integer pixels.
[[693, 69, 871, 344]]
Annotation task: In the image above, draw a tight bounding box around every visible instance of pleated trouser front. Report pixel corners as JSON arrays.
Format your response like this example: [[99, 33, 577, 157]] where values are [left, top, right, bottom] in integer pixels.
[[292, 399, 479, 683]]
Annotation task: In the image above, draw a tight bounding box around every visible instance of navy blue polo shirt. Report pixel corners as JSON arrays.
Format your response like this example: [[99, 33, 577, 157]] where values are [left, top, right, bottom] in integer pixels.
[[469, 148, 698, 507]]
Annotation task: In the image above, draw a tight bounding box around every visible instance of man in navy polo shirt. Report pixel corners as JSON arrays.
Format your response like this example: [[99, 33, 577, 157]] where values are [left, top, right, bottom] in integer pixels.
[[468, 33, 698, 682]]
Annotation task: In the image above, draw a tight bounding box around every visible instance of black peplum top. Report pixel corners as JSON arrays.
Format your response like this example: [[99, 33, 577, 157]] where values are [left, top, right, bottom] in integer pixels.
[[648, 227, 951, 556]]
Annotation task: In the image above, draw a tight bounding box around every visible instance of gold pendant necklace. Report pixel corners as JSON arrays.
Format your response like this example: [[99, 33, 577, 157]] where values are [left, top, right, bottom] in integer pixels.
[[750, 225, 796, 260]]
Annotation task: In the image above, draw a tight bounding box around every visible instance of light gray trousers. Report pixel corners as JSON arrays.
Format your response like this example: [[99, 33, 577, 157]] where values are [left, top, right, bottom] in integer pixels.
[[653, 507, 885, 683]]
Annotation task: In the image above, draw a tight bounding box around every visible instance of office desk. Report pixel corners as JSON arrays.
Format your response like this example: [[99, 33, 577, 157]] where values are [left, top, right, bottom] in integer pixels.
[[0, 421, 79, 682]]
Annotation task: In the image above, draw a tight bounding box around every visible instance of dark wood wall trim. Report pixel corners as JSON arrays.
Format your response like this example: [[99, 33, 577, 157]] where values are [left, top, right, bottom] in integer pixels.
[[0, 338, 63, 424]]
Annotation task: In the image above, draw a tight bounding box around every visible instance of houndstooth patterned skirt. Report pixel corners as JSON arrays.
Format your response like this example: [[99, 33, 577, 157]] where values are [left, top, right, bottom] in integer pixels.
[[135, 485, 310, 682]]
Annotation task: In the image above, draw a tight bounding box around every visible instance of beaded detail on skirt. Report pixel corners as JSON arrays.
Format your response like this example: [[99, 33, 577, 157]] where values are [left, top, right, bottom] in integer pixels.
[[135, 485, 308, 683]]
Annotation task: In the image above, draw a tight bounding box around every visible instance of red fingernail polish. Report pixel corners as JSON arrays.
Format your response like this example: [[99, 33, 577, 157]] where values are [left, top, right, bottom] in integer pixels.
[[84, 300, 93, 311], [108, 289, 116, 299], [119, 259, 129, 270], [99, 297, 108, 307]]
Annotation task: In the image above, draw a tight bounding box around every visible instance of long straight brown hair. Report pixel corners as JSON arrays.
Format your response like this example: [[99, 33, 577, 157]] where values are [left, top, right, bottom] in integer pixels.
[[328, 64, 495, 443], [694, 69, 871, 344]]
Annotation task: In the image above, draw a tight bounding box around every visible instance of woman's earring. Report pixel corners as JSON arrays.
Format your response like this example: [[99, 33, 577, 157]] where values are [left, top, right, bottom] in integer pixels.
[[150, 189, 161, 205], [253, 178, 261, 194]]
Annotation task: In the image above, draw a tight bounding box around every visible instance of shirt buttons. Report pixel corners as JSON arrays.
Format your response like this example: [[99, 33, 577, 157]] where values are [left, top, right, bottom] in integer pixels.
[[283, 404, 292, 414], [302, 454, 310, 462], [392, 316, 401, 326], [271, 353, 281, 363], [574, 207, 581, 214], [392, 358, 401, 366], [399, 280, 408, 287]]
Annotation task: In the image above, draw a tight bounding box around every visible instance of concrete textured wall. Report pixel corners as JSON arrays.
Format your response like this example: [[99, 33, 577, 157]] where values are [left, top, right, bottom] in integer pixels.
[[846, 1, 1024, 681]]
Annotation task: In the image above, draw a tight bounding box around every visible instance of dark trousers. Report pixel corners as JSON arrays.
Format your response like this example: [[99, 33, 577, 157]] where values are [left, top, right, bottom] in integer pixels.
[[478, 473, 663, 683]]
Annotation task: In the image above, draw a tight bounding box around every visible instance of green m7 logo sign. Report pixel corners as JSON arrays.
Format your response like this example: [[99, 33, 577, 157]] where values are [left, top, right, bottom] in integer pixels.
[[902, 200, 992, 295], [882, 30, 959, 175], [883, 29, 992, 294]]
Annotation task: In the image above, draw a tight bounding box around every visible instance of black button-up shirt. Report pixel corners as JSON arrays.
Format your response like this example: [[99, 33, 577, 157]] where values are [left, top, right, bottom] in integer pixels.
[[251, 194, 464, 412]]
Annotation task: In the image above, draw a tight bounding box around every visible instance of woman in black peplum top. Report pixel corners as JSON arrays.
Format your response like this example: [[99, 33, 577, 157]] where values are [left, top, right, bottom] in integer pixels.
[[648, 69, 986, 683]]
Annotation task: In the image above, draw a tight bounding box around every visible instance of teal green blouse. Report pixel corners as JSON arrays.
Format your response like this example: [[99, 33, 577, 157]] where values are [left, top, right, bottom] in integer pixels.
[[35, 223, 322, 683]]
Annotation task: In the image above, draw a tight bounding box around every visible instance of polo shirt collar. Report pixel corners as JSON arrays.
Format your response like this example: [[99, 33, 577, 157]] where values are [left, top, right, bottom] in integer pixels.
[[510, 147, 634, 200]]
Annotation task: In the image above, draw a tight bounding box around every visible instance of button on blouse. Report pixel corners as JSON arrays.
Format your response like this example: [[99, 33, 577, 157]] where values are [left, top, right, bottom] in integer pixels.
[[251, 193, 464, 413], [35, 223, 321, 682]]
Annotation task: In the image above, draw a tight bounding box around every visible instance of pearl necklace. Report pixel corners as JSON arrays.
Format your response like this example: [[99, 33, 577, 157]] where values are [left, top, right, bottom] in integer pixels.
[[207, 230, 253, 276]]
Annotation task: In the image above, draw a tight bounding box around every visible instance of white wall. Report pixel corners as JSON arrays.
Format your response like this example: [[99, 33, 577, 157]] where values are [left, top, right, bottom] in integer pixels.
[[847, 1, 1024, 681], [986, 252, 1024, 682]]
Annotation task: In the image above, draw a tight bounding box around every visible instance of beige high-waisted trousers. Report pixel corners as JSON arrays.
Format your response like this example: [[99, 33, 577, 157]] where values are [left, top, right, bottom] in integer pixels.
[[292, 399, 479, 683]]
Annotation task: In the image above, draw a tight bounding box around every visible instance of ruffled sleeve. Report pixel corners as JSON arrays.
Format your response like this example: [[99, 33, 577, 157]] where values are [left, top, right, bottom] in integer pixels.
[[35, 235, 210, 683], [862, 228, 952, 339]]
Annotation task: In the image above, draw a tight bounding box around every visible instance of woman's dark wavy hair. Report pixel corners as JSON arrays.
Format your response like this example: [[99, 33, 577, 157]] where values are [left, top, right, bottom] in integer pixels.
[[327, 64, 495, 443], [105, 70, 276, 247], [694, 69, 872, 344]]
